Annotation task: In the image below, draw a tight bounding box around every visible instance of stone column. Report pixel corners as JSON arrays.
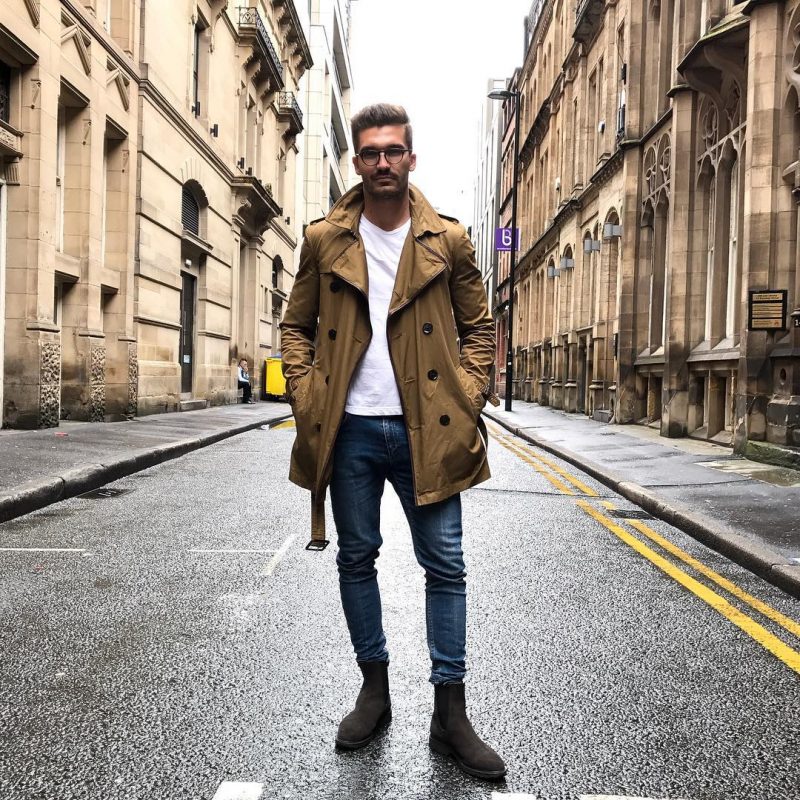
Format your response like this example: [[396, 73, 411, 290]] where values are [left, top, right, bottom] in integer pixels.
[[736, 1, 782, 451], [661, 87, 697, 437]]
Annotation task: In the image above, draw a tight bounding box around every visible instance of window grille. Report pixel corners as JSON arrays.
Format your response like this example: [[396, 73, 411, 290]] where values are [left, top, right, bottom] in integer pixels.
[[182, 186, 200, 234]]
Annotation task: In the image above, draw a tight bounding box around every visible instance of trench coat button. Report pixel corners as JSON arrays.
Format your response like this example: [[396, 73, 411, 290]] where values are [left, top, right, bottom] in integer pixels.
[[428, 369, 438, 381], [439, 414, 450, 426], [330, 280, 342, 293], [328, 329, 337, 340], [422, 322, 433, 334]]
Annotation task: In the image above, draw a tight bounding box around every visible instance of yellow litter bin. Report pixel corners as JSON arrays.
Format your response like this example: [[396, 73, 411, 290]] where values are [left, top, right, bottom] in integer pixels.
[[265, 356, 286, 399]]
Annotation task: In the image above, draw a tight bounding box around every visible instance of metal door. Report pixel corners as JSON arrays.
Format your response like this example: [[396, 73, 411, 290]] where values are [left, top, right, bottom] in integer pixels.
[[180, 273, 196, 394]]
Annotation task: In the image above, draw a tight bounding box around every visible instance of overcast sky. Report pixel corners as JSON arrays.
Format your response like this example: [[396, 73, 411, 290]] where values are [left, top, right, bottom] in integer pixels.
[[349, 0, 532, 228]]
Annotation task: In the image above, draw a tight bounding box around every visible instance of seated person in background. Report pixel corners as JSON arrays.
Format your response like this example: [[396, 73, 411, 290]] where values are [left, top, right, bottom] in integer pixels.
[[237, 358, 254, 403]]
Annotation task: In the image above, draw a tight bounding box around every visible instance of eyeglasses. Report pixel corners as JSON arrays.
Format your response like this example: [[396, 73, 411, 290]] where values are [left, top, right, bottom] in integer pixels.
[[357, 147, 411, 166]]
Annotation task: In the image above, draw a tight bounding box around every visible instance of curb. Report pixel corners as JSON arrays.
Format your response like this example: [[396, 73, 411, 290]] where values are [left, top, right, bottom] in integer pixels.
[[0, 411, 293, 526], [485, 411, 800, 600]]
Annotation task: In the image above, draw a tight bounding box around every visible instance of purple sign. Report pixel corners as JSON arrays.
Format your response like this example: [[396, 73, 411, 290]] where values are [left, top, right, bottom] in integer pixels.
[[495, 228, 521, 252]]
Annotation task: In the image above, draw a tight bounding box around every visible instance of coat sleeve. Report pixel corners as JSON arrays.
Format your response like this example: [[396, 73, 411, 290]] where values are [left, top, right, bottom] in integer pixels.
[[448, 226, 496, 396], [280, 230, 320, 394]]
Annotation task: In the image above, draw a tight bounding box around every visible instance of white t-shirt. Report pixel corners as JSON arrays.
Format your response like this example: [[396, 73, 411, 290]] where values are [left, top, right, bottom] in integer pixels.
[[345, 214, 411, 416]]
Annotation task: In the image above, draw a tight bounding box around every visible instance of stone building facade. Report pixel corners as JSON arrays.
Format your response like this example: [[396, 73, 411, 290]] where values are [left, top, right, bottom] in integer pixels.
[[472, 78, 505, 394], [0, 0, 312, 427], [499, 0, 800, 455], [300, 0, 354, 228]]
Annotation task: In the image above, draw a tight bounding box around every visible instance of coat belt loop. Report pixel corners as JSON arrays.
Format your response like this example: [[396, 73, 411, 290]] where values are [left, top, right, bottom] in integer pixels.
[[306, 492, 330, 551]]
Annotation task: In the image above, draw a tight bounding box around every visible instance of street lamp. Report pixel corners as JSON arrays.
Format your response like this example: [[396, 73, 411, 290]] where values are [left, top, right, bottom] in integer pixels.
[[488, 87, 520, 412]]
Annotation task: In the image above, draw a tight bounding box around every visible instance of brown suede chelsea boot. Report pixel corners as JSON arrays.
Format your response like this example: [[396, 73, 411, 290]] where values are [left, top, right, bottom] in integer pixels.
[[335, 660, 392, 750], [429, 682, 506, 780]]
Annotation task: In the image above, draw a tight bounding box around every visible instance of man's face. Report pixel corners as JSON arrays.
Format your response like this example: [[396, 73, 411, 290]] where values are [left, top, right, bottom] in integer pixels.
[[352, 125, 416, 201]]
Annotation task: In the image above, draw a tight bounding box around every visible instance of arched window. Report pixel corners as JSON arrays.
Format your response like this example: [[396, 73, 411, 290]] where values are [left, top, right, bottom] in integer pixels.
[[725, 154, 740, 338], [181, 180, 208, 237]]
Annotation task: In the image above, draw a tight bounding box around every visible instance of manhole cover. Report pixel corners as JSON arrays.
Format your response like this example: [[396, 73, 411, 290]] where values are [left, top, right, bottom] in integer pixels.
[[80, 487, 130, 499], [607, 509, 653, 520]]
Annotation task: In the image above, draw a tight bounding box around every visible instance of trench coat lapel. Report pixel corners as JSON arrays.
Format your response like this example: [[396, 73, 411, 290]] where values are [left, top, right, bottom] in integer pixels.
[[388, 234, 447, 315], [325, 183, 450, 308], [331, 234, 368, 296]]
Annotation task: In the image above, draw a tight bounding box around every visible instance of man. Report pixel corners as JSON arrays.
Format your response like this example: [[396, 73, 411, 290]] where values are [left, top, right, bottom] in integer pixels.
[[280, 104, 504, 780]]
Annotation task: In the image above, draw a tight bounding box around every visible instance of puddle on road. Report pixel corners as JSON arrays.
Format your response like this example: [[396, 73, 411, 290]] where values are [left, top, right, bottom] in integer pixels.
[[701, 459, 800, 488]]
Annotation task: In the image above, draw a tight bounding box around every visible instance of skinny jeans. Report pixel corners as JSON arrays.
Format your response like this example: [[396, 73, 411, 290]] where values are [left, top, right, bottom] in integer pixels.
[[329, 413, 467, 684]]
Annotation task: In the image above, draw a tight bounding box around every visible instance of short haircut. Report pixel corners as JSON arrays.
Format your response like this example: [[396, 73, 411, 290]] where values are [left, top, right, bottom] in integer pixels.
[[351, 103, 413, 151]]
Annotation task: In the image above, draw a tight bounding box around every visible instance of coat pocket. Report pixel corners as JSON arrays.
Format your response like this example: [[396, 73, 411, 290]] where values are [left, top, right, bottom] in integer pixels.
[[455, 364, 486, 419]]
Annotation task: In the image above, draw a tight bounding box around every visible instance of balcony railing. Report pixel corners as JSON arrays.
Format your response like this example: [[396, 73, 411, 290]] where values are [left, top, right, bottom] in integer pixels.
[[277, 90, 303, 135], [239, 7, 284, 89], [574, 0, 604, 45]]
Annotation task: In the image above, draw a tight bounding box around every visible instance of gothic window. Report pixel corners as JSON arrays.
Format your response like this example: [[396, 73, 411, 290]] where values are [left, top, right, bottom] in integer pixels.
[[696, 86, 743, 345], [641, 135, 671, 352], [726, 155, 740, 338], [704, 170, 716, 342]]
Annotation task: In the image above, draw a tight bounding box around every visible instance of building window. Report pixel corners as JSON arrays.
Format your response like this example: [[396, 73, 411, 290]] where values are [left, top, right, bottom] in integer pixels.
[[272, 257, 281, 290], [192, 15, 208, 117], [0, 62, 10, 124], [182, 185, 200, 235], [56, 105, 66, 252], [726, 156, 740, 338]]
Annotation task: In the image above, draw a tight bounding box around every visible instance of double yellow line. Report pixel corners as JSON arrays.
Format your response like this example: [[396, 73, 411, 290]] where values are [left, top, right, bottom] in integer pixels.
[[489, 424, 800, 676]]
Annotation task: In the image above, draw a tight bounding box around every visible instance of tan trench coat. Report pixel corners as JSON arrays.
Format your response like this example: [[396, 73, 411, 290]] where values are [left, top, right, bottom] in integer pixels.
[[280, 183, 498, 547]]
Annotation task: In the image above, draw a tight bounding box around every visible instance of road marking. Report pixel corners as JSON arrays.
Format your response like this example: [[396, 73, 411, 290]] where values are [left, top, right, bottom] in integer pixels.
[[578, 500, 800, 675], [262, 534, 296, 576], [579, 796, 690, 800], [270, 420, 296, 430], [601, 501, 800, 640], [491, 795, 687, 800], [489, 427, 598, 496], [0, 547, 85, 553], [211, 782, 263, 800], [501, 434, 599, 497], [189, 549, 277, 554], [492, 434, 575, 494]]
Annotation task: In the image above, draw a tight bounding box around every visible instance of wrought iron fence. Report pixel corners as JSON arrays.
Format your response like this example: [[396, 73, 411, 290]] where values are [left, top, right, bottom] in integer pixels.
[[239, 7, 284, 83], [279, 91, 303, 126]]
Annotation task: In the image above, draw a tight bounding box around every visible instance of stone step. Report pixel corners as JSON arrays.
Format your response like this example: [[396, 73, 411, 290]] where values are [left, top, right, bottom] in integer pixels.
[[179, 398, 208, 412]]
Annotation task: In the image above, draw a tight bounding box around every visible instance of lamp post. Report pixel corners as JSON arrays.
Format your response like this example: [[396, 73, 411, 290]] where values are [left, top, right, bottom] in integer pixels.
[[488, 87, 520, 412]]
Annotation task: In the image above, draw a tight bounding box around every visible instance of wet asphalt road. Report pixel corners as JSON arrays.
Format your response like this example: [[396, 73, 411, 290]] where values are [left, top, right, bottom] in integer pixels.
[[1, 421, 799, 800]]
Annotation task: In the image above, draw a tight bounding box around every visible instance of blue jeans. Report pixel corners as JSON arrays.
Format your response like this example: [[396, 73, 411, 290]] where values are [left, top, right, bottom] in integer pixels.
[[329, 414, 467, 685]]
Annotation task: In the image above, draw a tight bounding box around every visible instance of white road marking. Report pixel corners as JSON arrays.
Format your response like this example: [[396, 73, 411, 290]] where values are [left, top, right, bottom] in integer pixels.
[[189, 549, 277, 554], [0, 547, 85, 553], [262, 534, 296, 576], [579, 796, 689, 800], [211, 782, 263, 800]]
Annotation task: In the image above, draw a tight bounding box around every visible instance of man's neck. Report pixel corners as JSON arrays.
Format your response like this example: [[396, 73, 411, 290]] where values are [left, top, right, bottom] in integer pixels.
[[361, 191, 411, 232]]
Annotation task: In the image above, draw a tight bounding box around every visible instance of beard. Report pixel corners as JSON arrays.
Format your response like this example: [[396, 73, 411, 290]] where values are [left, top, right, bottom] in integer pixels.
[[363, 170, 408, 201]]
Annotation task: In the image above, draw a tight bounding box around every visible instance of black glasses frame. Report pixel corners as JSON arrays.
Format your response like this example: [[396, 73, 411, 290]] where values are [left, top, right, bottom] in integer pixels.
[[357, 147, 411, 166]]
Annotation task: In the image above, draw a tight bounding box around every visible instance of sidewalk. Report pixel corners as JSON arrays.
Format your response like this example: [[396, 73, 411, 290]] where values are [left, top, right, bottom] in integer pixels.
[[485, 401, 800, 599], [0, 401, 291, 524]]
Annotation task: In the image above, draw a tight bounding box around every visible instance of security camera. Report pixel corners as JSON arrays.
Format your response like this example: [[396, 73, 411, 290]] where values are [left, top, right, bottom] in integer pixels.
[[598, 120, 606, 134], [184, 259, 192, 267], [554, 177, 561, 192]]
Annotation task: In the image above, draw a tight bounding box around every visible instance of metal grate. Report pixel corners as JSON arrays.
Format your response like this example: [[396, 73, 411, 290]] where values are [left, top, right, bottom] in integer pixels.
[[182, 186, 200, 234]]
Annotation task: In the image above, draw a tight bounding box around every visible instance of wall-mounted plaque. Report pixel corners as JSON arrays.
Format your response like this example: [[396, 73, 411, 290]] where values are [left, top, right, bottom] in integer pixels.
[[748, 290, 787, 332]]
